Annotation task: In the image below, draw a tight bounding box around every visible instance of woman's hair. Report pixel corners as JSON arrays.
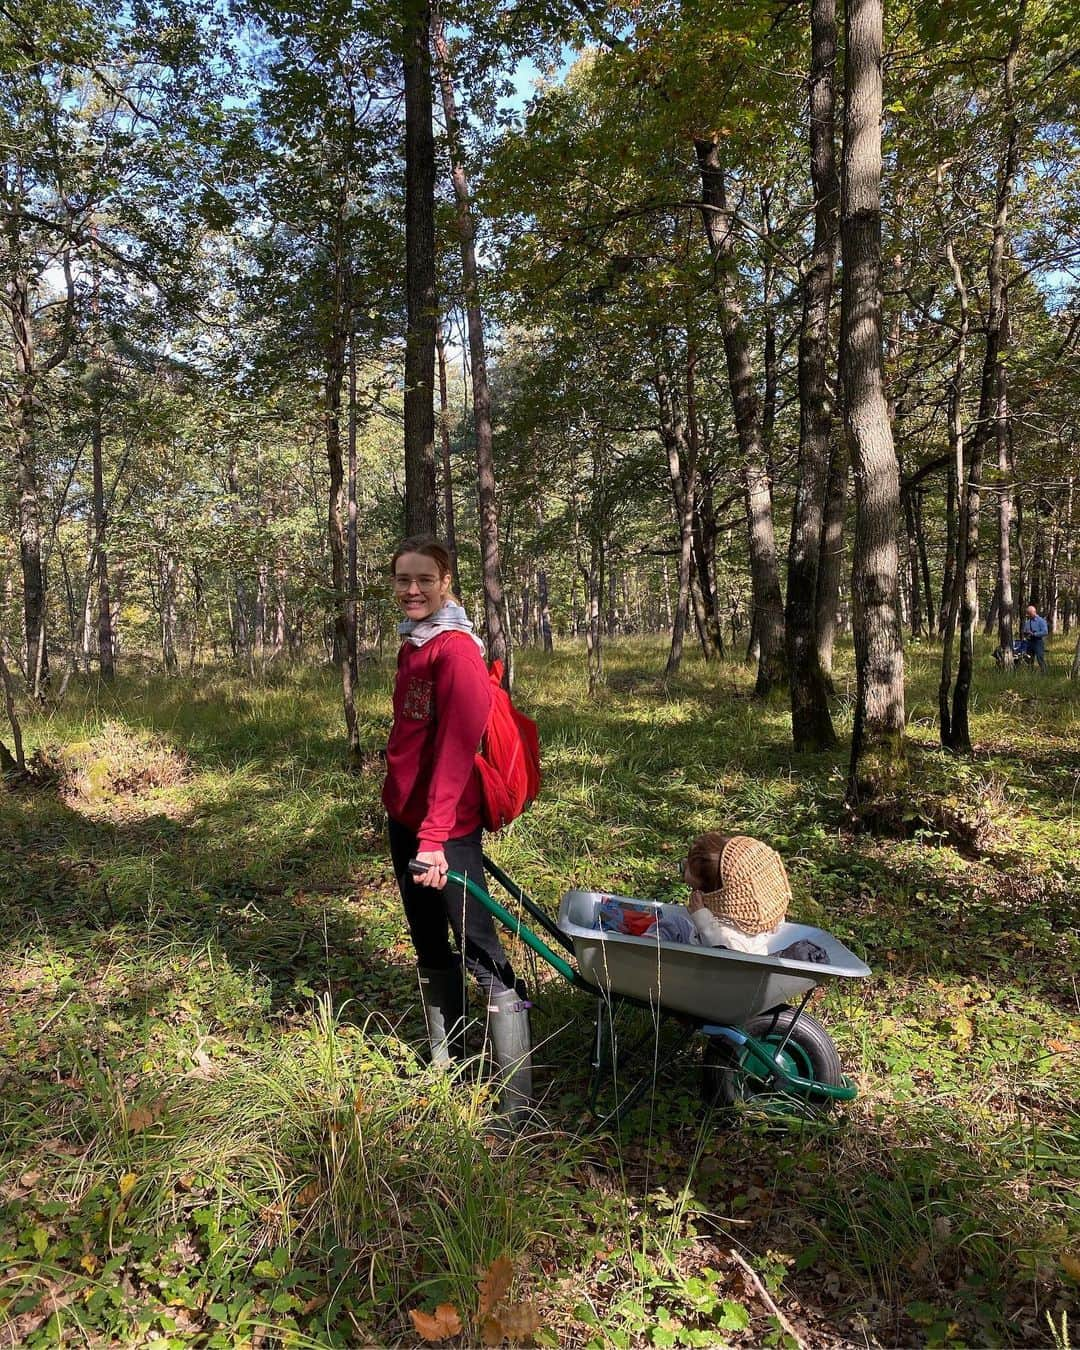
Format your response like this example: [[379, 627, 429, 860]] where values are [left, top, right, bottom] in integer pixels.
[[390, 536, 453, 578], [685, 831, 733, 892]]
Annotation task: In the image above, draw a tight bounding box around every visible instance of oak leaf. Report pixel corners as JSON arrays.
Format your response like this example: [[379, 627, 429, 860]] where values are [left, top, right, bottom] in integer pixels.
[[478, 1256, 514, 1315], [409, 1303, 462, 1341]]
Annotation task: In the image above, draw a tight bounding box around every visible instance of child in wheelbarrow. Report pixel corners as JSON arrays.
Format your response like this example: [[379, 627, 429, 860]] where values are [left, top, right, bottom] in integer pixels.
[[684, 832, 828, 963]]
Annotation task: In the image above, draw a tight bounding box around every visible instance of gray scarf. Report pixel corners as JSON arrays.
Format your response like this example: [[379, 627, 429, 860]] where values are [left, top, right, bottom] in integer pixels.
[[399, 601, 485, 652]]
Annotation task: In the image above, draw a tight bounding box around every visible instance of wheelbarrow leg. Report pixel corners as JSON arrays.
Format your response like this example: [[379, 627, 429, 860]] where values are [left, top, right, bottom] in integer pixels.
[[588, 995, 614, 1116]]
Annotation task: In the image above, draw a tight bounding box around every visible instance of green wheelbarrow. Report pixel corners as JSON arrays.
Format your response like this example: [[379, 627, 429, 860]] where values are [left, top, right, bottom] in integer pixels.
[[411, 856, 871, 1118]]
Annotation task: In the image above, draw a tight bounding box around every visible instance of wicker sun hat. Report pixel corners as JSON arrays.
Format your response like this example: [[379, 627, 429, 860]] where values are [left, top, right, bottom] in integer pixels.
[[699, 835, 791, 936]]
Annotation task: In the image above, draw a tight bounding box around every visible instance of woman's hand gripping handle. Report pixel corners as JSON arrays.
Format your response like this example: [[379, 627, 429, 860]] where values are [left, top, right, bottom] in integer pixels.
[[408, 854, 449, 890]]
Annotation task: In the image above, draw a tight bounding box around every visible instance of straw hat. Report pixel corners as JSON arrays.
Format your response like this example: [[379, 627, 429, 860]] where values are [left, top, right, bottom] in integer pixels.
[[698, 835, 791, 935]]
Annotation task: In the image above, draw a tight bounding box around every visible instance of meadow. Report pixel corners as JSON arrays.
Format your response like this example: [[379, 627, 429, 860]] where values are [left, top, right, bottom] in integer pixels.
[[0, 637, 1076, 1348]]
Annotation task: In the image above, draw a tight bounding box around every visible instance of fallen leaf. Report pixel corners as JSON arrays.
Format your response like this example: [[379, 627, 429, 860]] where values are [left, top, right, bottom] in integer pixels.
[[126, 1099, 165, 1132], [478, 1256, 514, 1316], [119, 1173, 138, 1201], [481, 1313, 504, 1345], [186, 1049, 218, 1080], [295, 1181, 321, 1207], [409, 1303, 462, 1341], [1062, 1252, 1080, 1282], [79, 1254, 98, 1275], [496, 1301, 540, 1341]]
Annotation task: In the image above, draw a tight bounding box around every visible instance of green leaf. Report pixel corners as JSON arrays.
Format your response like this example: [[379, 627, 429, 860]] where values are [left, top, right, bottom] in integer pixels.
[[717, 1300, 751, 1332]]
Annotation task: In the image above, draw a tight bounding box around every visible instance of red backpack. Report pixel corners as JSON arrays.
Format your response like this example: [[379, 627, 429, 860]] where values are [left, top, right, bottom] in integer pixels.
[[474, 659, 541, 831]]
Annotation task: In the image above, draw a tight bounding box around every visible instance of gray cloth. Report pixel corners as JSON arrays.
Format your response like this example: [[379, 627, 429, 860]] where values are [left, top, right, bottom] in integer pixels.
[[644, 910, 700, 945], [399, 602, 485, 651], [774, 939, 829, 963]]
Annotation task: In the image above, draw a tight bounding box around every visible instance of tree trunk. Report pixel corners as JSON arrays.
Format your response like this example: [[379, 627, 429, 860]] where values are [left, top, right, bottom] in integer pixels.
[[656, 349, 698, 677], [916, 487, 934, 639], [694, 138, 786, 694], [948, 16, 1022, 751], [840, 0, 906, 802], [537, 565, 553, 651], [939, 458, 958, 640], [325, 182, 360, 763], [996, 348, 1015, 663], [402, 0, 437, 536], [348, 331, 359, 660], [9, 310, 49, 693], [89, 240, 115, 682], [938, 229, 969, 744], [694, 473, 724, 657], [686, 350, 723, 659], [984, 582, 1000, 638], [815, 436, 847, 685], [160, 546, 178, 675], [435, 323, 461, 593], [787, 0, 839, 751], [432, 15, 507, 671], [902, 482, 924, 638], [91, 400, 114, 679]]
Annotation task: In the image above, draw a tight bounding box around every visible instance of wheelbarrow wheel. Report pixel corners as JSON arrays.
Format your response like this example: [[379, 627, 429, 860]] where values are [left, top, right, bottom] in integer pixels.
[[702, 1008, 843, 1113]]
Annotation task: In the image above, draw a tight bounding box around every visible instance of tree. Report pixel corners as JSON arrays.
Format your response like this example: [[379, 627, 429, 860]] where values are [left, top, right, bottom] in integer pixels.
[[694, 137, 787, 696], [840, 0, 906, 803], [787, 0, 840, 751], [431, 12, 509, 670], [402, 0, 438, 535]]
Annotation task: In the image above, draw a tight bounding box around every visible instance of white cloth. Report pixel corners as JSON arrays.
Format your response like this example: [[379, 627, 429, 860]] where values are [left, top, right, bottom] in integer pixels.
[[690, 907, 775, 954], [398, 602, 485, 652]]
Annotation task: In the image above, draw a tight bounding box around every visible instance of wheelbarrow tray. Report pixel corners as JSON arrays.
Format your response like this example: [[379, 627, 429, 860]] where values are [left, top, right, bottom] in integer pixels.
[[557, 889, 871, 1025]]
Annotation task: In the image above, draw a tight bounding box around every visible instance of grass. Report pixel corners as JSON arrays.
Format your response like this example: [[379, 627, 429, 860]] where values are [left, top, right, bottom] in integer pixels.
[[0, 636, 1077, 1347]]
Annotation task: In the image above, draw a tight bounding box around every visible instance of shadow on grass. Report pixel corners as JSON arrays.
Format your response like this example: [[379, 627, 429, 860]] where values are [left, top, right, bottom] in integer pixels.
[[527, 981, 1073, 1348]]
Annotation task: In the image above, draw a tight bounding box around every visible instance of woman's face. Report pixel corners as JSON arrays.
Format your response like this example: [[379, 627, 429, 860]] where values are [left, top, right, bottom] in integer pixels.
[[392, 551, 451, 622]]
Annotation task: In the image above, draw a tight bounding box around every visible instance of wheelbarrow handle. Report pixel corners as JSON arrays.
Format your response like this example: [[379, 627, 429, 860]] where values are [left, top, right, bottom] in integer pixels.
[[408, 860, 585, 988]]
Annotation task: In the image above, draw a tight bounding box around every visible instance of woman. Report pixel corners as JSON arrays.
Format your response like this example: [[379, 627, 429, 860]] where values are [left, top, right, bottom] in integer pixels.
[[382, 535, 531, 1124]]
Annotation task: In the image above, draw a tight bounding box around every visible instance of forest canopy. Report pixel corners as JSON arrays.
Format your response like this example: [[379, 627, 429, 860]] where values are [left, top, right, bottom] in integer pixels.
[[2, 0, 1078, 780]]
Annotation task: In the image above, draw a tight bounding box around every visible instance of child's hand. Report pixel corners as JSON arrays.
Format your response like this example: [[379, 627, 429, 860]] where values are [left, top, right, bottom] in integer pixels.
[[687, 889, 704, 913]]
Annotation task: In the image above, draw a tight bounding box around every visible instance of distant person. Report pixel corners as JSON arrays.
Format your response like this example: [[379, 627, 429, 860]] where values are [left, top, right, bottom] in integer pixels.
[[1022, 604, 1049, 672]]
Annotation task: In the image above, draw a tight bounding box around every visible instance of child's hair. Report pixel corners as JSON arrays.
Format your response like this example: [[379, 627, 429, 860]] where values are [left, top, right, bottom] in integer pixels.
[[685, 831, 734, 893], [686, 831, 791, 936], [390, 535, 453, 578]]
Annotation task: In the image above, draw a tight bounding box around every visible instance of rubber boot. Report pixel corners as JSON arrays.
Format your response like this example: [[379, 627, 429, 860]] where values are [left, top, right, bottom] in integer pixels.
[[486, 990, 533, 1129], [416, 966, 466, 1066]]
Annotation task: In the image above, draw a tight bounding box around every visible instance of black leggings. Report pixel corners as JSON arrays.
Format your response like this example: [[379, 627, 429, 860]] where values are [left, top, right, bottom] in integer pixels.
[[387, 818, 520, 997]]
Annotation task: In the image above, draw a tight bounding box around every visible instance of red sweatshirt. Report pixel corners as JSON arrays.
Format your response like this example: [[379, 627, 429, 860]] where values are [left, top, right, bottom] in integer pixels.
[[382, 631, 492, 851]]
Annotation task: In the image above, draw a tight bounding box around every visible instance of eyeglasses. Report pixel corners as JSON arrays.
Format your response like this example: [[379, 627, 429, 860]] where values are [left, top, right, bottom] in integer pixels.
[[392, 574, 442, 591]]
